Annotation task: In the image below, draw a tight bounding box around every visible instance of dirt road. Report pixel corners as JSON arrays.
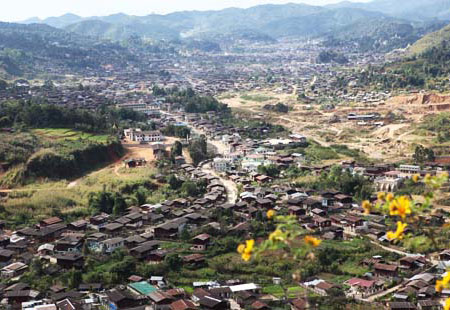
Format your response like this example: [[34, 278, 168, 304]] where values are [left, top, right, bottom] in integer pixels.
[[189, 127, 237, 203], [201, 162, 238, 204]]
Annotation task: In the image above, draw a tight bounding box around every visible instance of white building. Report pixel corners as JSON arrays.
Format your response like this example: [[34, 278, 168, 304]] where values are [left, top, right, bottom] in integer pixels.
[[124, 128, 164, 142], [101, 237, 125, 254], [212, 158, 233, 172]]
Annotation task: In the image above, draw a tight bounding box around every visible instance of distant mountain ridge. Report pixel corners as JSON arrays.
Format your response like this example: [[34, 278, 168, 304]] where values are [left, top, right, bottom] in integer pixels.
[[0, 22, 140, 78], [18, 1, 448, 50], [328, 0, 450, 21]]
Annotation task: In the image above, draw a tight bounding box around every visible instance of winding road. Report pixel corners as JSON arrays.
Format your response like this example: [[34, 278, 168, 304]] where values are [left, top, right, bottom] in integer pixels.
[[189, 126, 238, 204]]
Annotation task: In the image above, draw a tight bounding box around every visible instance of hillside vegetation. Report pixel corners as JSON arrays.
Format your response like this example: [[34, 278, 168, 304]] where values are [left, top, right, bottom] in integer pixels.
[[407, 23, 450, 56], [0, 101, 149, 187], [18, 3, 445, 52]]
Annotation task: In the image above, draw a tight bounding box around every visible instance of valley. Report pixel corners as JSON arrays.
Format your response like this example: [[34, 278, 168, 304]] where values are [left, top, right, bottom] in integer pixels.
[[1, 1, 450, 310]]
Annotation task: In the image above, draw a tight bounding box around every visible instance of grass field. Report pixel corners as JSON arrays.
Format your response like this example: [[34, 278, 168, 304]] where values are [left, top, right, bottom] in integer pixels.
[[262, 285, 309, 298], [240, 94, 276, 102], [2, 163, 158, 227], [32, 128, 110, 143]]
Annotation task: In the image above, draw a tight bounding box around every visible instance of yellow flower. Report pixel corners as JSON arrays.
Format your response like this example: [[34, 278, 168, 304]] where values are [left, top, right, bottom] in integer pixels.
[[387, 221, 407, 240], [267, 209, 275, 219], [242, 252, 251, 262], [436, 280, 445, 293], [237, 239, 255, 261], [362, 200, 372, 215], [386, 193, 394, 202], [269, 229, 283, 242], [424, 173, 432, 183], [412, 174, 420, 183], [389, 196, 412, 219], [445, 297, 450, 310], [304, 236, 321, 247], [436, 273, 450, 293], [377, 192, 386, 201], [245, 239, 254, 252]]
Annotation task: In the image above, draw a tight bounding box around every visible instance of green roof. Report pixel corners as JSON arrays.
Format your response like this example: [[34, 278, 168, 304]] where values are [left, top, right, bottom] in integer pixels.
[[128, 281, 157, 295]]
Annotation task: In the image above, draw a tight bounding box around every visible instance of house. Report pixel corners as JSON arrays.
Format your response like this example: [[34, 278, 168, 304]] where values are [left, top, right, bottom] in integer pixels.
[[255, 175, 272, 184], [40, 217, 63, 227], [89, 214, 109, 230], [128, 281, 157, 296], [170, 300, 197, 310], [54, 253, 84, 269], [399, 256, 428, 271], [198, 296, 228, 310], [129, 241, 160, 260], [417, 300, 442, 310], [346, 278, 383, 297], [440, 250, 450, 262], [106, 288, 141, 310], [68, 220, 88, 231], [290, 299, 308, 310], [86, 232, 107, 252], [101, 237, 125, 254], [313, 217, 331, 230], [125, 158, 147, 168], [4, 289, 40, 307], [183, 254, 205, 266], [374, 263, 398, 278], [126, 129, 163, 142], [154, 218, 188, 239], [0, 249, 14, 264], [251, 301, 270, 310], [1, 262, 28, 278], [54, 236, 83, 253], [148, 291, 175, 310], [191, 234, 211, 251], [389, 302, 417, 310], [314, 281, 336, 296], [255, 198, 273, 209], [101, 223, 124, 236], [209, 287, 232, 299], [288, 206, 306, 217]]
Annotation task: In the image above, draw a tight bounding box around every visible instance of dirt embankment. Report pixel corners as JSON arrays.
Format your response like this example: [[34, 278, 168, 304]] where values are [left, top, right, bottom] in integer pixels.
[[387, 93, 450, 112]]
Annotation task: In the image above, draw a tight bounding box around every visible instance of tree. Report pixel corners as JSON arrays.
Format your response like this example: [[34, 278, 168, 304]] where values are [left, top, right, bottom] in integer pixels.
[[181, 181, 199, 197], [67, 269, 83, 289], [168, 174, 183, 190], [88, 191, 115, 214], [171, 141, 183, 157], [165, 254, 182, 271], [180, 226, 191, 241], [258, 164, 280, 178], [113, 194, 127, 215], [135, 187, 148, 206], [0, 80, 7, 91], [413, 145, 435, 164], [188, 135, 208, 166]]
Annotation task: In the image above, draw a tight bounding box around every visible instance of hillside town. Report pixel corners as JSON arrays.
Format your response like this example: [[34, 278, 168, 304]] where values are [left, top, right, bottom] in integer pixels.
[[2, 1, 450, 310], [1, 97, 450, 310]]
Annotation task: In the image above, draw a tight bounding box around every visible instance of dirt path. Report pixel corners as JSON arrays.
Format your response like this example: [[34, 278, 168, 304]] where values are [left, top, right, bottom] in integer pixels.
[[189, 127, 237, 203], [201, 162, 238, 204]]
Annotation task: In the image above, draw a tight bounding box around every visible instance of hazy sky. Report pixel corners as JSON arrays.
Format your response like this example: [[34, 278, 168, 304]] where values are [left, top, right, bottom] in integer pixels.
[[0, 0, 371, 22]]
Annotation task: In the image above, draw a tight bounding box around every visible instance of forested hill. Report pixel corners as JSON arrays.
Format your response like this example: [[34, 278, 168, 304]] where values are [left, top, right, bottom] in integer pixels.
[[0, 100, 148, 187], [19, 3, 446, 52], [355, 39, 450, 91], [0, 22, 138, 78], [406, 23, 450, 56]]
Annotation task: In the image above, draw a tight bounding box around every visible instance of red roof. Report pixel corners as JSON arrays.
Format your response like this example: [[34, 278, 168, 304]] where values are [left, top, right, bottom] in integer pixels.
[[347, 278, 375, 288], [171, 299, 197, 310]]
